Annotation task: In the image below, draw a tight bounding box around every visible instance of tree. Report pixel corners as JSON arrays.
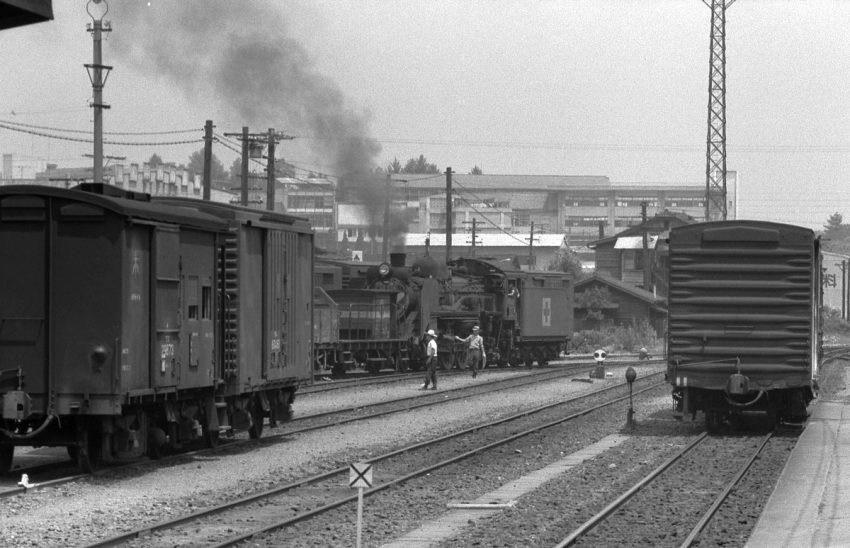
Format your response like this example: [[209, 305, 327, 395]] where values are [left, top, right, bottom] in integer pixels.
[[547, 245, 585, 281], [821, 212, 850, 255], [575, 286, 615, 327], [402, 154, 440, 174], [147, 153, 163, 166], [825, 212, 844, 233], [470, 165, 483, 175], [387, 157, 402, 174], [229, 158, 241, 185], [187, 149, 227, 183]]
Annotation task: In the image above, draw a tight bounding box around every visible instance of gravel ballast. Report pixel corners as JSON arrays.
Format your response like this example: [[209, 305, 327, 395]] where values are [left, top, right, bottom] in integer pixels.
[[0, 364, 658, 547]]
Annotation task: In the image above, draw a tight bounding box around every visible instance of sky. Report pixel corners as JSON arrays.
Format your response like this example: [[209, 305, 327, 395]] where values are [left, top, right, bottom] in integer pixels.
[[1, 0, 850, 230]]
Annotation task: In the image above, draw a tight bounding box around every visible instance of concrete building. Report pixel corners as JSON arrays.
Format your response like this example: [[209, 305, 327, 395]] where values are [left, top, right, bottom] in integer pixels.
[[391, 172, 737, 248], [0, 162, 238, 204]]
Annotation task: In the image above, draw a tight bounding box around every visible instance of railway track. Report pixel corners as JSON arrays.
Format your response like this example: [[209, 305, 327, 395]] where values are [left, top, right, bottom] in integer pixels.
[[555, 429, 800, 548], [84, 371, 667, 547], [301, 355, 661, 395], [0, 362, 662, 500]]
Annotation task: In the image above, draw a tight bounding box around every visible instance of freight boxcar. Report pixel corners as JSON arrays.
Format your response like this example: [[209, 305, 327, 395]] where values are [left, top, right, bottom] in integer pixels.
[[154, 195, 314, 435], [0, 184, 313, 473], [667, 220, 821, 430]]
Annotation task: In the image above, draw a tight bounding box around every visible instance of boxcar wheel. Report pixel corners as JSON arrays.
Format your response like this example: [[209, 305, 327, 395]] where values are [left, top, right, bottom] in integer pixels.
[[249, 405, 264, 439], [0, 445, 13, 475], [204, 428, 220, 448], [76, 430, 102, 473]]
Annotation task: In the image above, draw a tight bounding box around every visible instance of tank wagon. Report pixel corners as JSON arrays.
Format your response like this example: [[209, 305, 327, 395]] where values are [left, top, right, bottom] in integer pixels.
[[0, 184, 313, 473], [667, 220, 821, 430]]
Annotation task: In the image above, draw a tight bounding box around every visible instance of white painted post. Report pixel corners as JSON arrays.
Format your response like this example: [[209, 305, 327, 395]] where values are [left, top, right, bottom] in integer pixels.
[[356, 486, 364, 548]]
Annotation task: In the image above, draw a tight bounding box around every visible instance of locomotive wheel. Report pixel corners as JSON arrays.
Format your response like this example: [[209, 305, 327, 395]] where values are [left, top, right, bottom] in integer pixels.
[[0, 444, 13, 475], [705, 411, 721, 433], [148, 425, 168, 458]]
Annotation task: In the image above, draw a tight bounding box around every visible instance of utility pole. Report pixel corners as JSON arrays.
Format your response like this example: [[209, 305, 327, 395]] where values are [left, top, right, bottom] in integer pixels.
[[445, 167, 453, 264], [382, 173, 391, 260], [223, 127, 293, 208], [240, 127, 249, 205], [704, 0, 735, 221], [203, 120, 213, 201], [462, 218, 479, 257], [527, 221, 538, 270], [266, 128, 276, 211], [641, 202, 651, 291], [85, 0, 112, 185], [840, 260, 848, 320]]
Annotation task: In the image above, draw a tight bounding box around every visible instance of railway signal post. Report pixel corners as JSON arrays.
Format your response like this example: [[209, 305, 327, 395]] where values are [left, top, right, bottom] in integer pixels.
[[626, 366, 637, 427]]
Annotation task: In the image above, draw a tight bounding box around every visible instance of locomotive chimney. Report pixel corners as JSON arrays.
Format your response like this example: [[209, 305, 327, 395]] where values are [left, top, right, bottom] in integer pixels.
[[389, 252, 406, 267]]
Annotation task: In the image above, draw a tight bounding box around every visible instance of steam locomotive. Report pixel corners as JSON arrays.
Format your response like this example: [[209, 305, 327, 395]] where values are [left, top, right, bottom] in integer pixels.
[[314, 253, 574, 376]]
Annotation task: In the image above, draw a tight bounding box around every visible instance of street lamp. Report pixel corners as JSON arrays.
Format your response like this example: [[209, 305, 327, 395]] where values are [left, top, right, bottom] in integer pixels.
[[85, 0, 112, 184]]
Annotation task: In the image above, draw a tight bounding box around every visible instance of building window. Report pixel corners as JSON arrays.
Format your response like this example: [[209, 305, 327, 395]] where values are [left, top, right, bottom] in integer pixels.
[[568, 198, 607, 207]]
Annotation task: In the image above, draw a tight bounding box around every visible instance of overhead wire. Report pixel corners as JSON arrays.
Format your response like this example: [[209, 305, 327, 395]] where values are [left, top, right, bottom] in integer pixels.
[[0, 119, 201, 136], [453, 193, 528, 245], [0, 121, 202, 146]]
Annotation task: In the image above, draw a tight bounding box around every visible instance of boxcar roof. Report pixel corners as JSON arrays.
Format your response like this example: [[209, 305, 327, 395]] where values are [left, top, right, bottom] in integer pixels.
[[152, 196, 313, 234], [0, 184, 228, 232]]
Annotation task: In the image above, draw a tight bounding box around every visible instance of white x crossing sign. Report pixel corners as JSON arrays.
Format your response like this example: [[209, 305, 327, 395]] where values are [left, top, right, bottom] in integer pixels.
[[349, 462, 373, 488]]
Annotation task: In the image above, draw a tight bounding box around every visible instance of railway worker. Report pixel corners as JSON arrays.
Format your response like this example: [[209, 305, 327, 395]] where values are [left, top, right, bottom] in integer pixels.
[[456, 325, 485, 379], [420, 329, 439, 390]]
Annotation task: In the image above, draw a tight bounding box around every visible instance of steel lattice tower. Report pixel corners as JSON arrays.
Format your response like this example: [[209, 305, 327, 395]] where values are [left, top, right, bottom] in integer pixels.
[[704, 0, 735, 221]]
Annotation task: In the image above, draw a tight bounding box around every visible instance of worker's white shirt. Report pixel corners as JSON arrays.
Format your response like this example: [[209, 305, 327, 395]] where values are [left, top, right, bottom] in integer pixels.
[[427, 339, 438, 357]]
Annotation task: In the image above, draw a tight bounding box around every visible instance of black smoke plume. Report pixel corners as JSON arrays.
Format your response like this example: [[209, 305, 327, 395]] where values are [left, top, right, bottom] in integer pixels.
[[109, 1, 381, 186]]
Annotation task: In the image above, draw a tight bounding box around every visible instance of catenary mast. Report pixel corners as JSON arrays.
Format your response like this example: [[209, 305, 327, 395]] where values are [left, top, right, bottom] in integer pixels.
[[704, 0, 734, 221]]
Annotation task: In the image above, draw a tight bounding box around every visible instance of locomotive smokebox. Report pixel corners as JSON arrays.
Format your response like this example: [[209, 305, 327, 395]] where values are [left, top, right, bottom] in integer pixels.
[[390, 252, 406, 267]]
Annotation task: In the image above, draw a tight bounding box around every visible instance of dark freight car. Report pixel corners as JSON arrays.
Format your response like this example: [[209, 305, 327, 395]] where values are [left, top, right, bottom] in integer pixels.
[[667, 220, 821, 429], [0, 184, 313, 472]]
